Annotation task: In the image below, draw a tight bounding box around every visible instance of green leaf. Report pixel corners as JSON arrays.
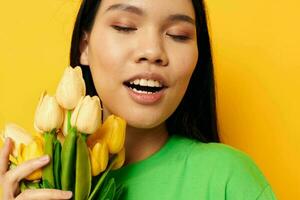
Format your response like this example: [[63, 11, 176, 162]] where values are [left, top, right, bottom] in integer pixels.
[[74, 134, 92, 200], [20, 181, 28, 192], [97, 178, 116, 200], [20, 180, 42, 192], [42, 179, 54, 189], [53, 140, 62, 189], [26, 181, 41, 189], [114, 184, 124, 200], [9, 163, 17, 170], [88, 155, 119, 200], [61, 126, 77, 191]]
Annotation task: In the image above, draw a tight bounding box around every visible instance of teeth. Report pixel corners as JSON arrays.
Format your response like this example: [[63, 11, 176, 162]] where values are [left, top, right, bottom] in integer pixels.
[[153, 80, 161, 87], [129, 79, 163, 87], [139, 79, 148, 86], [132, 88, 154, 94], [147, 80, 155, 87]]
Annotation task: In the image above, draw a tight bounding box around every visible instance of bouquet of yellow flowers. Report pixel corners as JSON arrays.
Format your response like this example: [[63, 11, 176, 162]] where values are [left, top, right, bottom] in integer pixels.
[[0, 66, 126, 200]]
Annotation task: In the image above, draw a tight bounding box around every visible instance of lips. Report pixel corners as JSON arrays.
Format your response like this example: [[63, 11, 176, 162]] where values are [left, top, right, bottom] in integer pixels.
[[123, 72, 169, 88], [122, 72, 168, 105], [124, 85, 166, 105]]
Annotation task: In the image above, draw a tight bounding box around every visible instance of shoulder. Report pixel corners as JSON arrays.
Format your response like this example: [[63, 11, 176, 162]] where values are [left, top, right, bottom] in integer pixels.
[[188, 139, 267, 182], [172, 135, 257, 166], [173, 135, 276, 199], [189, 140, 256, 167], [171, 135, 264, 174]]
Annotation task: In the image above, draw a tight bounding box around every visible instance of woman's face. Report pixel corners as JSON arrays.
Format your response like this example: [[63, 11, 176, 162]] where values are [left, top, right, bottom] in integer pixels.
[[80, 0, 198, 129]]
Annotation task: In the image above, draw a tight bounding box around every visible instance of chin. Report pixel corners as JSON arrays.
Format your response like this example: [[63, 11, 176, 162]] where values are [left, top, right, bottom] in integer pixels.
[[125, 116, 165, 129]]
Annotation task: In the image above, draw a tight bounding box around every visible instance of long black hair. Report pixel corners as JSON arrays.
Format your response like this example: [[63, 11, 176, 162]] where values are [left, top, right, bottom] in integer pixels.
[[70, 0, 220, 143]]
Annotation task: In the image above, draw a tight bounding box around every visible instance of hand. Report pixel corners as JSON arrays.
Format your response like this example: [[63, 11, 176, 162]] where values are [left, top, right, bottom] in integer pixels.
[[0, 138, 73, 200]]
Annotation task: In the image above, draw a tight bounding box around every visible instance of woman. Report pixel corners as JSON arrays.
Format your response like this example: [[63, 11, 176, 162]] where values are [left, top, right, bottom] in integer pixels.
[[0, 0, 277, 199]]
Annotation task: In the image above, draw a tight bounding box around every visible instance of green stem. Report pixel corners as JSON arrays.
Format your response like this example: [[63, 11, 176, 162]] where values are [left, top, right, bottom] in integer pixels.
[[42, 129, 56, 188], [87, 156, 117, 200], [82, 133, 88, 142]]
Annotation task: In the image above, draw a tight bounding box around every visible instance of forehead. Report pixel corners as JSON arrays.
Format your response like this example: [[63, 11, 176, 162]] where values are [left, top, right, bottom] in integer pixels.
[[98, 0, 196, 19]]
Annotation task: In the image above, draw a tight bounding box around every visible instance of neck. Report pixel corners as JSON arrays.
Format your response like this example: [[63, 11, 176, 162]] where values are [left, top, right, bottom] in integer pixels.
[[102, 106, 169, 166], [124, 123, 169, 165]]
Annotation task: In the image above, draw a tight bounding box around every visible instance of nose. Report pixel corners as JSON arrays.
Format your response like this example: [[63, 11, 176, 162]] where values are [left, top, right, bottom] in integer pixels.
[[134, 31, 169, 66]]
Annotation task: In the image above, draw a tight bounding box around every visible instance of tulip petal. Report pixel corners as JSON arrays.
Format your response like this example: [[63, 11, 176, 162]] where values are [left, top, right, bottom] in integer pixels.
[[74, 66, 86, 96], [62, 110, 69, 137], [34, 92, 64, 132], [22, 139, 44, 181], [112, 147, 125, 170], [34, 91, 46, 133], [71, 96, 102, 134], [101, 115, 126, 154], [90, 141, 108, 176], [3, 123, 33, 157], [71, 96, 84, 128], [56, 66, 86, 110]]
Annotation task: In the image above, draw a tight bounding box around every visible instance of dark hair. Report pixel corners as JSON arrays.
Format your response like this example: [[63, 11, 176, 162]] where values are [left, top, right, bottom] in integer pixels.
[[70, 0, 220, 143]]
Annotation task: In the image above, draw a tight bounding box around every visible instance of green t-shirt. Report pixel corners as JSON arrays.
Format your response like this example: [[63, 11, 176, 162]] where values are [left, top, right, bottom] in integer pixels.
[[108, 134, 277, 200]]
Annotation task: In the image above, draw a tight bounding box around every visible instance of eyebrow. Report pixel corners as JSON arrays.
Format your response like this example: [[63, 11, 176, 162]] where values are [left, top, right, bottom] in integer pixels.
[[105, 3, 195, 25]]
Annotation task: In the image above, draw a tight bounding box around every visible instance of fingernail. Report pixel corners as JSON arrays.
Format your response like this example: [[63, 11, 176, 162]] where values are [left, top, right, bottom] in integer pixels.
[[39, 155, 49, 162], [63, 191, 73, 198]]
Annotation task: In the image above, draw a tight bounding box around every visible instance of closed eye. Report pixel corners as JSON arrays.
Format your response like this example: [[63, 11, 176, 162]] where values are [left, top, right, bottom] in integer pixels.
[[111, 25, 137, 33], [111, 25, 190, 42], [167, 33, 190, 42]]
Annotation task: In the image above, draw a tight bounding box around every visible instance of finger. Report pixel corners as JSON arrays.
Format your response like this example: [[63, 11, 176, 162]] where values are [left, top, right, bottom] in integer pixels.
[[0, 137, 13, 175], [16, 189, 72, 200], [7, 155, 50, 182]]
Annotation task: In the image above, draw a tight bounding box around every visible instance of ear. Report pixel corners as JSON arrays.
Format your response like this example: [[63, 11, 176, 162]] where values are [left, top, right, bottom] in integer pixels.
[[79, 32, 89, 65]]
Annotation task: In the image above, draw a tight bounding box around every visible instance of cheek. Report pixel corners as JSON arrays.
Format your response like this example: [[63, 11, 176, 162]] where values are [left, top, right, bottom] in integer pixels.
[[172, 47, 198, 89], [89, 33, 125, 73], [161, 47, 198, 116], [87, 30, 136, 119], [88, 31, 131, 92]]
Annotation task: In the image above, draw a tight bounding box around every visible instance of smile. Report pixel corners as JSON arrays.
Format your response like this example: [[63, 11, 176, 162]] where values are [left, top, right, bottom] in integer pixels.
[[123, 78, 165, 94], [123, 81, 167, 105]]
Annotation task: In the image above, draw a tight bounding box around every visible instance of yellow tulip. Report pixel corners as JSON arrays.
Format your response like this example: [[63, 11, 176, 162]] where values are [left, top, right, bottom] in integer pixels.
[[2, 123, 33, 157], [102, 115, 126, 154], [18, 138, 44, 181], [111, 147, 125, 170], [0, 128, 45, 191], [34, 91, 64, 133], [56, 66, 86, 110], [87, 115, 126, 154], [86, 127, 103, 148], [71, 96, 102, 134], [32, 131, 45, 146], [62, 110, 69, 136], [88, 140, 108, 176]]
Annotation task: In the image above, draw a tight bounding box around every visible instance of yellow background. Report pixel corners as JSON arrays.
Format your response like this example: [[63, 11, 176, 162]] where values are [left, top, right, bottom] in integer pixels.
[[0, 0, 299, 199]]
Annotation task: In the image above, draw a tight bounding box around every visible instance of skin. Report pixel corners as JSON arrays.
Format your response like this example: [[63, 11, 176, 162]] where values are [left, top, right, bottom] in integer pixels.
[[0, 138, 73, 199], [80, 0, 198, 164], [0, 0, 198, 198]]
